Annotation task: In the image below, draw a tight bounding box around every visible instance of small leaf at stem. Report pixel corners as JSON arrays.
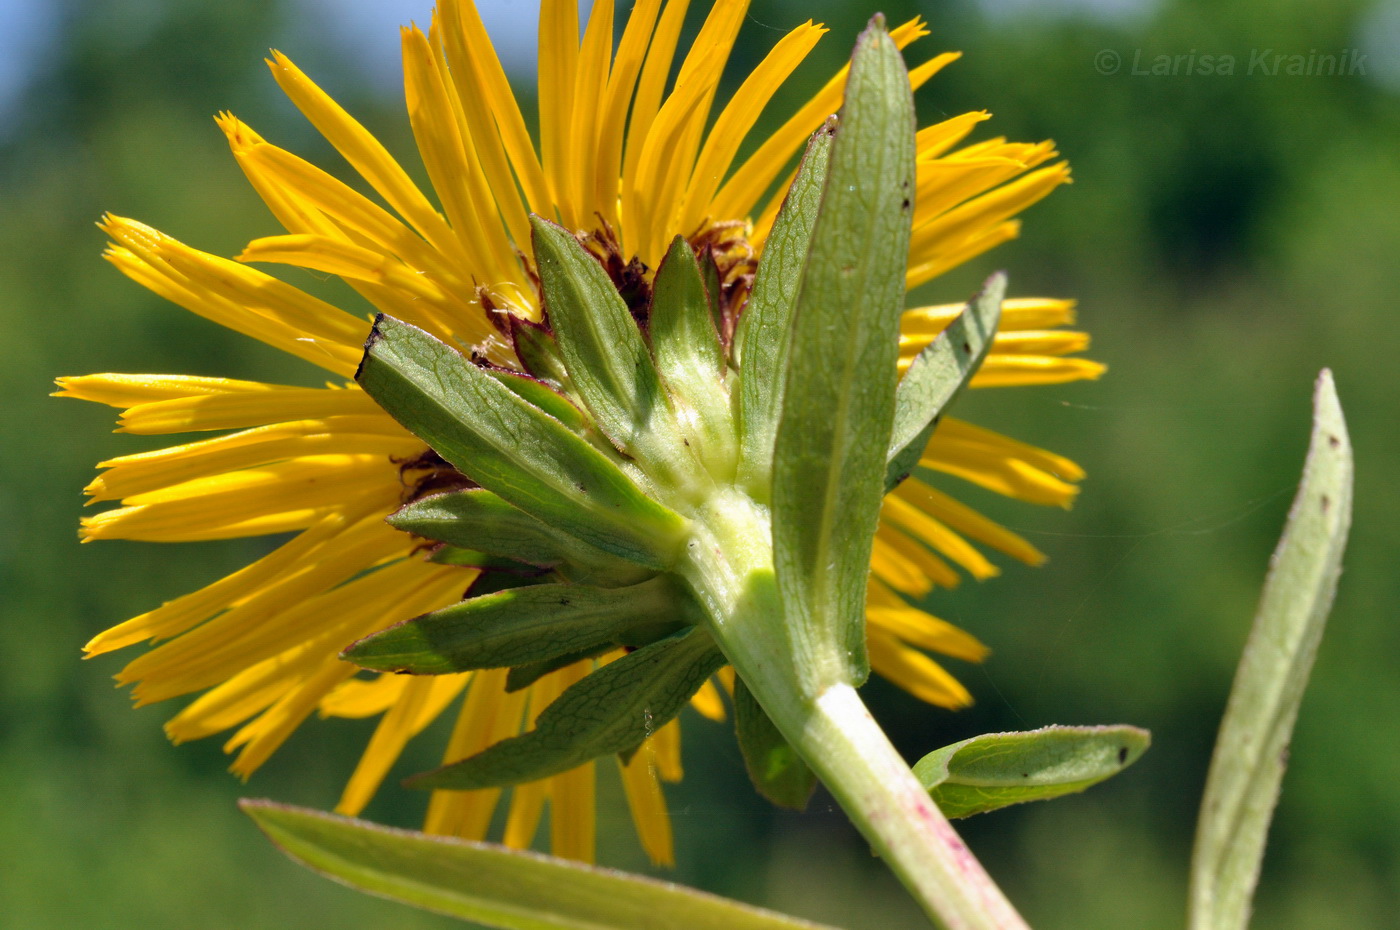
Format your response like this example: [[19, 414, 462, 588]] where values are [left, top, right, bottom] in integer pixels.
[[343, 577, 689, 675], [734, 118, 835, 495], [886, 273, 1005, 491], [531, 216, 688, 481], [734, 677, 817, 810], [407, 627, 726, 790], [770, 20, 917, 691], [357, 315, 687, 568], [1187, 370, 1353, 930], [241, 801, 844, 930], [912, 725, 1150, 819]]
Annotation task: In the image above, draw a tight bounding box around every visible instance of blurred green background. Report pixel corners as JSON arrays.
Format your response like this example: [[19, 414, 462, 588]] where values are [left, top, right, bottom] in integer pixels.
[[1, 0, 1395, 926]]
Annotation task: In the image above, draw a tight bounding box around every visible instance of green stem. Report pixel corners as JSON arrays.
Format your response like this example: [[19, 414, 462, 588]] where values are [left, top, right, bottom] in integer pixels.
[[681, 489, 1030, 930]]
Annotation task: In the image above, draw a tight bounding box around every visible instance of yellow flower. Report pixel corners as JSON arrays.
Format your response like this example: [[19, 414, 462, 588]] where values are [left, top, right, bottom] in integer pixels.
[[60, 0, 1103, 867]]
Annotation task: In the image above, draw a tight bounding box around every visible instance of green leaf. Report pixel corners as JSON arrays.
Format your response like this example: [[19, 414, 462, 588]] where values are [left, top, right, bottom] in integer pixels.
[[407, 627, 725, 790], [912, 725, 1151, 819], [530, 216, 687, 482], [1187, 370, 1353, 930], [390, 489, 639, 579], [734, 678, 816, 811], [343, 577, 689, 676], [770, 22, 916, 690], [357, 315, 687, 569], [650, 236, 737, 479], [885, 273, 1005, 492], [733, 118, 835, 494], [242, 801, 843, 930]]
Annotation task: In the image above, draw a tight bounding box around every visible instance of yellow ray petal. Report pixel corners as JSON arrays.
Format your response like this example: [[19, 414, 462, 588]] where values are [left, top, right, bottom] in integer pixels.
[[879, 493, 999, 581], [688, 678, 727, 722], [675, 20, 826, 236], [54, 373, 288, 408], [894, 478, 1047, 567], [619, 0, 692, 258], [711, 17, 931, 225], [319, 673, 411, 719], [266, 51, 470, 269], [117, 385, 381, 435], [503, 778, 550, 850], [875, 520, 961, 589], [870, 533, 936, 599], [88, 417, 418, 502], [82, 455, 399, 543], [121, 521, 417, 702], [971, 355, 1107, 388], [618, 742, 675, 866], [434, 0, 546, 251], [868, 630, 974, 709], [85, 506, 378, 656], [537, 0, 581, 224], [564, 0, 613, 228], [400, 25, 529, 307], [866, 605, 989, 664], [901, 297, 1078, 339], [425, 667, 529, 838], [593, 0, 663, 230], [336, 673, 472, 816]]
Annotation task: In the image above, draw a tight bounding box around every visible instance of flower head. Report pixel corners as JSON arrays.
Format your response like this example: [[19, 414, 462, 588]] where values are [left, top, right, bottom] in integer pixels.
[[62, 0, 1102, 866]]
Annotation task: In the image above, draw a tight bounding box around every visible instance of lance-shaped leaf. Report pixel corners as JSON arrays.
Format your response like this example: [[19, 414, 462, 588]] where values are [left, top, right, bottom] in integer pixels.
[[390, 489, 637, 577], [650, 236, 736, 478], [770, 20, 916, 689], [885, 273, 1005, 492], [734, 118, 835, 493], [734, 678, 817, 811], [241, 802, 842, 930], [358, 315, 686, 568], [1187, 370, 1352, 930], [912, 725, 1151, 819], [531, 216, 687, 480], [343, 577, 690, 675], [407, 627, 725, 790]]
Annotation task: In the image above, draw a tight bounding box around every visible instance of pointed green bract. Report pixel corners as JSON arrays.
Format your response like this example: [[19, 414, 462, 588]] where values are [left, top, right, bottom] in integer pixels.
[[241, 802, 843, 930], [510, 318, 573, 390], [407, 627, 724, 790], [343, 578, 689, 675], [357, 315, 686, 568], [770, 21, 916, 691], [1188, 371, 1352, 930], [390, 489, 638, 579], [650, 236, 736, 479], [486, 368, 587, 432], [912, 725, 1151, 819], [734, 119, 835, 496], [699, 246, 727, 345], [886, 272, 1005, 491], [734, 678, 817, 811], [531, 216, 689, 484]]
